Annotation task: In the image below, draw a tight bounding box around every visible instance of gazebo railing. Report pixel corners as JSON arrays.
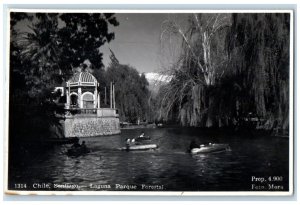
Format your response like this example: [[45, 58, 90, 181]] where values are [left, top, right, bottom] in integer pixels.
[[65, 107, 119, 117], [66, 108, 97, 115]]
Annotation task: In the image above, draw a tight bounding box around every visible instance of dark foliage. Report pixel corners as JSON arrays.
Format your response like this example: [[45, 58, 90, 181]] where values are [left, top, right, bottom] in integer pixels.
[[9, 12, 119, 139], [103, 64, 150, 123], [158, 13, 290, 132]]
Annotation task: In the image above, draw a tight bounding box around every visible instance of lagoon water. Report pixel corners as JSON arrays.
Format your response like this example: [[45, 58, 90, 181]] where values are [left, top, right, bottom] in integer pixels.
[[9, 128, 289, 192]]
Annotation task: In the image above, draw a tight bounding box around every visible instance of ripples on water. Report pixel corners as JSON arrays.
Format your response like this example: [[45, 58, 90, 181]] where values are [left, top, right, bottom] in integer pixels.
[[9, 128, 289, 191]]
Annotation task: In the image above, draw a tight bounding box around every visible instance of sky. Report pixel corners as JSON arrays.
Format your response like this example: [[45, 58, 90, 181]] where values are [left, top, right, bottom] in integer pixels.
[[100, 13, 188, 73], [13, 12, 189, 74]]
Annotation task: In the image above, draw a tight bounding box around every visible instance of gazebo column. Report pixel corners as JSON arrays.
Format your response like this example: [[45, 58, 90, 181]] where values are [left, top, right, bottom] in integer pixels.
[[66, 89, 70, 108], [94, 87, 97, 108], [113, 82, 116, 109], [65, 82, 70, 109], [97, 92, 100, 109], [110, 82, 112, 109], [78, 87, 82, 108]]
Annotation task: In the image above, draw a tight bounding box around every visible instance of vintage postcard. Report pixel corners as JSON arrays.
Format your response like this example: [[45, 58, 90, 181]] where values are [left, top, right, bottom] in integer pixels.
[[4, 9, 294, 196]]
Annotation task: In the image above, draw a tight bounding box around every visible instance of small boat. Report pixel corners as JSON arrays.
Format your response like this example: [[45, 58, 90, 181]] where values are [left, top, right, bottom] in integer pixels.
[[67, 147, 90, 156], [120, 144, 158, 151], [190, 143, 230, 154], [157, 123, 164, 128]]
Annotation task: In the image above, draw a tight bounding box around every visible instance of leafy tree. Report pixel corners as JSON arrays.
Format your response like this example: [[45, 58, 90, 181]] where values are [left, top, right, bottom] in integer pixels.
[[93, 50, 151, 123], [160, 14, 231, 126], [159, 13, 290, 131], [59, 13, 119, 69], [226, 13, 290, 130], [101, 50, 150, 123], [9, 12, 119, 138], [16, 14, 62, 101], [162, 14, 231, 86]]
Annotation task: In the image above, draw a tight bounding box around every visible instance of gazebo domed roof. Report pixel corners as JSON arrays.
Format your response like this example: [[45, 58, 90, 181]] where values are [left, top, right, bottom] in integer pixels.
[[68, 71, 98, 87]]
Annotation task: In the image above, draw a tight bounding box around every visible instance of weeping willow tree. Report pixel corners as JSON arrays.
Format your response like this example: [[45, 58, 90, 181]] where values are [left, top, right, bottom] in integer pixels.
[[101, 50, 150, 123], [159, 13, 231, 126], [226, 13, 290, 131], [158, 13, 290, 131]]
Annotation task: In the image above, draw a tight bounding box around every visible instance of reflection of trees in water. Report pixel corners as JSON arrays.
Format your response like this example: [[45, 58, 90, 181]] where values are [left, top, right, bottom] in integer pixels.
[[8, 128, 289, 191]]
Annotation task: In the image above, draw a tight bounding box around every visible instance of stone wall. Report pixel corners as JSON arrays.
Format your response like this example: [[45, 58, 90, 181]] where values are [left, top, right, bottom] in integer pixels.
[[64, 116, 120, 137]]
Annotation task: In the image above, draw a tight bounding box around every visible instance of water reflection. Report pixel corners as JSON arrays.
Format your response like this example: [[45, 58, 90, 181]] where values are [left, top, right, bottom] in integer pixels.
[[10, 128, 289, 191]]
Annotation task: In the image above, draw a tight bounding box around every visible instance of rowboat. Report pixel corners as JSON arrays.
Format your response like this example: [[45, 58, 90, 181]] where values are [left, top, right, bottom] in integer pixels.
[[67, 147, 90, 156], [120, 144, 158, 151], [190, 143, 230, 154]]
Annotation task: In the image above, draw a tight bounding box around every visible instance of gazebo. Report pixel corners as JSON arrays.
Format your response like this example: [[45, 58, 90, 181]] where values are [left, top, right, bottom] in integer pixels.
[[61, 71, 120, 137], [65, 71, 100, 109]]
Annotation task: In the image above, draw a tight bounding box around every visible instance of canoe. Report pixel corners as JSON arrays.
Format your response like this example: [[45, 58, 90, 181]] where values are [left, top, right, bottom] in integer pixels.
[[67, 147, 90, 156], [121, 144, 158, 151], [190, 143, 230, 154]]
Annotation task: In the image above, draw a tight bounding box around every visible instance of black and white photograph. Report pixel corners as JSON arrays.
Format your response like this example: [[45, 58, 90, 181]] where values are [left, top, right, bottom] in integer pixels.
[[5, 10, 293, 195]]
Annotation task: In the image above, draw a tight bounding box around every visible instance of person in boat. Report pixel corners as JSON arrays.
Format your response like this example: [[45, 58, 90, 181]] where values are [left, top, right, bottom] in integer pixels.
[[189, 140, 199, 152], [126, 138, 131, 149], [71, 137, 81, 148], [138, 132, 145, 138], [81, 141, 88, 152]]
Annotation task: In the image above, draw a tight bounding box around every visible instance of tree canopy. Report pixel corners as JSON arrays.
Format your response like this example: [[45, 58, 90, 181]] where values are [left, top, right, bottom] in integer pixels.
[[11, 13, 119, 102], [10, 12, 119, 138], [158, 13, 290, 131], [94, 50, 150, 123]]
